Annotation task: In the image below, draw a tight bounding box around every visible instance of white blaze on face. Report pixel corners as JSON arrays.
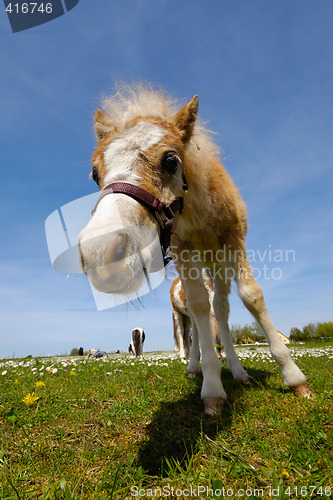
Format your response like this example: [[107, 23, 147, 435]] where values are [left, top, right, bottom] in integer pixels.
[[103, 121, 166, 186], [78, 121, 166, 295]]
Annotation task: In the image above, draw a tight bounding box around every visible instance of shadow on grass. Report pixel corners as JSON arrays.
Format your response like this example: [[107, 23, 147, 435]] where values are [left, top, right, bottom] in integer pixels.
[[137, 366, 271, 475]]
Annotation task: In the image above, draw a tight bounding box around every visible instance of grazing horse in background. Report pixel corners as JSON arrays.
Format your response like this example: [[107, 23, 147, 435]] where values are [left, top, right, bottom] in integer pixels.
[[86, 348, 98, 358], [170, 274, 222, 362], [78, 84, 311, 413], [129, 327, 145, 356]]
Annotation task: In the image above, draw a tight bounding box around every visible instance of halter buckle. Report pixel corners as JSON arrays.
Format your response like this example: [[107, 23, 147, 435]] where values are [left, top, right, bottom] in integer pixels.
[[154, 211, 165, 229]]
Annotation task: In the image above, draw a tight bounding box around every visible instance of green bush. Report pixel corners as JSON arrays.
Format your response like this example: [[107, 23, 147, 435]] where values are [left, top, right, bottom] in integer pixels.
[[290, 322, 333, 342], [69, 347, 79, 356], [316, 321, 333, 339], [230, 322, 265, 344]]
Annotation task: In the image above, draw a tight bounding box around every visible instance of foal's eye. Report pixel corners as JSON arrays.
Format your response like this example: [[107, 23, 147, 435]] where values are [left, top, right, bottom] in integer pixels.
[[162, 153, 180, 173], [92, 169, 100, 186]]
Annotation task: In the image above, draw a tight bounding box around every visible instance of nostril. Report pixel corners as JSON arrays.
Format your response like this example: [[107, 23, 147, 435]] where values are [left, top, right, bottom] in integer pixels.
[[77, 227, 144, 293], [78, 242, 87, 274], [80, 252, 87, 274], [104, 232, 130, 266]]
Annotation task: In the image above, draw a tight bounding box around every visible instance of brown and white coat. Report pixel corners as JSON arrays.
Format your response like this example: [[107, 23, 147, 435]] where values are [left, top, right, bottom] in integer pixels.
[[129, 327, 145, 356], [170, 274, 221, 361], [78, 84, 311, 413]]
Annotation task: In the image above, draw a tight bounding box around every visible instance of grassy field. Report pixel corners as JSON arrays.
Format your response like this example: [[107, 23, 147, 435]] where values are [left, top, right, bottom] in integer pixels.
[[0, 343, 332, 499]]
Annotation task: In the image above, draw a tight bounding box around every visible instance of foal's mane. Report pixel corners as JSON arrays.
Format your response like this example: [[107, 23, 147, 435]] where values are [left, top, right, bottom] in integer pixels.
[[100, 83, 221, 164]]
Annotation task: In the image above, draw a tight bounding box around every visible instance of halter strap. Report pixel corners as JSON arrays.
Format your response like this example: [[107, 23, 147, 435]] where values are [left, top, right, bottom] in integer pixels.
[[91, 181, 185, 263]]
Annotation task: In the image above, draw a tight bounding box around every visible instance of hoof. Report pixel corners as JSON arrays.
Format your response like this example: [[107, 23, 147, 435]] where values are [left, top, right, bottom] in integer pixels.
[[291, 383, 313, 398], [187, 369, 200, 379], [203, 397, 225, 415], [236, 375, 251, 386]]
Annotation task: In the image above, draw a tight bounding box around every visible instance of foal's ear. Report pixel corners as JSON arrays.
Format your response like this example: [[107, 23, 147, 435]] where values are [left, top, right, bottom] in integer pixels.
[[94, 109, 113, 142], [175, 95, 199, 143]]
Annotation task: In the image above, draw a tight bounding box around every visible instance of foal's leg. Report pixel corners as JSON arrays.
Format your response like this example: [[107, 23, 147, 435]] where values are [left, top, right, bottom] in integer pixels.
[[235, 250, 311, 397], [173, 311, 180, 357], [181, 271, 226, 414], [210, 314, 222, 359], [204, 270, 222, 358], [183, 315, 191, 358], [187, 318, 200, 378], [213, 276, 251, 384], [173, 311, 189, 359], [187, 315, 220, 376]]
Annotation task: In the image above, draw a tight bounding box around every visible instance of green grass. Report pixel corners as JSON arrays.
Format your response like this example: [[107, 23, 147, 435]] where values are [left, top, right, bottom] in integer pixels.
[[0, 344, 332, 499]]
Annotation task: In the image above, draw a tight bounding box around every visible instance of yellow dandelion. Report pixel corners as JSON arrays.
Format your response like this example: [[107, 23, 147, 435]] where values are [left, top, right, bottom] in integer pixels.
[[70, 370, 76, 376], [282, 469, 290, 480], [22, 392, 40, 406], [92, 367, 99, 371], [36, 380, 45, 389], [14, 379, 19, 385]]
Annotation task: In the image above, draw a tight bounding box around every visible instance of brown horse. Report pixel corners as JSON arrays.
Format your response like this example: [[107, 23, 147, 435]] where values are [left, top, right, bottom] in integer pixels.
[[78, 84, 311, 413]]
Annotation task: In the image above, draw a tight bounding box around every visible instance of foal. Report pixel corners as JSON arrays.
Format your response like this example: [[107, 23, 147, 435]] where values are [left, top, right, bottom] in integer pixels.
[[78, 85, 311, 413], [170, 274, 221, 362]]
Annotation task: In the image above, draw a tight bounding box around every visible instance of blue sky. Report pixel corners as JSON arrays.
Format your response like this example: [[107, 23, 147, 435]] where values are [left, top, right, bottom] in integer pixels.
[[1, 0, 332, 358]]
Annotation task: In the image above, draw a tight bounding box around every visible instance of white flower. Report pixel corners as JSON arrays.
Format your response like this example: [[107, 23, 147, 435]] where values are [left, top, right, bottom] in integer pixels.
[[1, 370, 7, 375]]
